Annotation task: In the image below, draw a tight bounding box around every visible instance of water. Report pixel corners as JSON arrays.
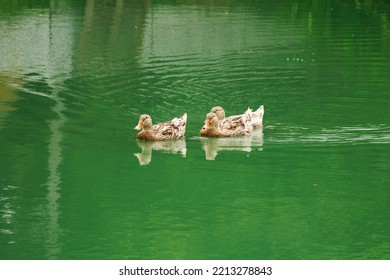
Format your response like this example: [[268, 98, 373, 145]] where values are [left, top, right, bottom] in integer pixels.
[[1, 0, 390, 260]]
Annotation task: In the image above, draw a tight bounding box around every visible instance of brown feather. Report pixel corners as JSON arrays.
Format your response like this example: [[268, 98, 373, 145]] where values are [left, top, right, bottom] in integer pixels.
[[136, 131, 157, 141]]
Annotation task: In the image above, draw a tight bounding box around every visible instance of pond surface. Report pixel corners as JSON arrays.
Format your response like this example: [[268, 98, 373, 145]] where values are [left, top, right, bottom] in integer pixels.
[[1, 0, 390, 260]]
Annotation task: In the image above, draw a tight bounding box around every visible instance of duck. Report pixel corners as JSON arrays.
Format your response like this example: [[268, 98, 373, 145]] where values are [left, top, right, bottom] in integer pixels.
[[210, 105, 264, 129], [134, 113, 187, 141], [199, 112, 251, 137]]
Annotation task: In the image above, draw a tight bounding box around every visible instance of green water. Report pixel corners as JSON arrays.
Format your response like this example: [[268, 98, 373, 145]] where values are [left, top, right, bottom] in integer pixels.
[[1, 0, 390, 260]]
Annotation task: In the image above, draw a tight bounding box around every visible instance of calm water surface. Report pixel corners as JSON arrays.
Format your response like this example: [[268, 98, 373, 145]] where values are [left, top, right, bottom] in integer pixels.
[[1, 0, 390, 259]]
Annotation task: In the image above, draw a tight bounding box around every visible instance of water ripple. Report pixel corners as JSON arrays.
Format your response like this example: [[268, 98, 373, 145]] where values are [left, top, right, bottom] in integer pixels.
[[268, 124, 390, 145]]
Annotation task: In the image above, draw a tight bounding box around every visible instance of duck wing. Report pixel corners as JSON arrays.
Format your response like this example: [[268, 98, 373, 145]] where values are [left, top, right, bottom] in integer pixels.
[[219, 114, 244, 130], [152, 121, 176, 138], [152, 113, 187, 140]]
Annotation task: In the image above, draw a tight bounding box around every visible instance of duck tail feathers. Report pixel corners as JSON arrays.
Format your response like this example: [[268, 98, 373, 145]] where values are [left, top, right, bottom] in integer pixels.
[[244, 107, 253, 114], [251, 105, 264, 127], [254, 105, 264, 116]]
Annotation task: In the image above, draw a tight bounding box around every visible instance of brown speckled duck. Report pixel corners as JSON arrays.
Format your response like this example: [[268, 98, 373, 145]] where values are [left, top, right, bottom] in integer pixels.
[[211, 105, 264, 128], [134, 113, 187, 141], [199, 112, 251, 137]]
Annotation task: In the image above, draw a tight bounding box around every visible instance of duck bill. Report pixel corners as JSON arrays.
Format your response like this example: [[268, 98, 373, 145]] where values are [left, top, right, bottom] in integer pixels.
[[202, 120, 210, 129], [134, 121, 143, 130]]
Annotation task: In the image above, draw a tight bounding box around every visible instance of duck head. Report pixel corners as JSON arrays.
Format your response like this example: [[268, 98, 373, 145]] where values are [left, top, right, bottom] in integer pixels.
[[202, 112, 219, 130], [210, 106, 225, 120], [134, 114, 152, 130], [200, 113, 221, 137]]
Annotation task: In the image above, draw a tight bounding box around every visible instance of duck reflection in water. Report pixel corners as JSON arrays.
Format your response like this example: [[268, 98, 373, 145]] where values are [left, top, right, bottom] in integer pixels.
[[134, 139, 187, 165], [200, 128, 263, 160]]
